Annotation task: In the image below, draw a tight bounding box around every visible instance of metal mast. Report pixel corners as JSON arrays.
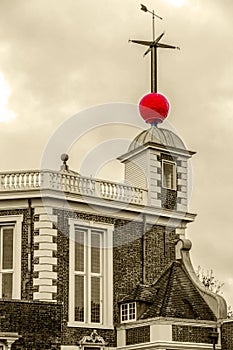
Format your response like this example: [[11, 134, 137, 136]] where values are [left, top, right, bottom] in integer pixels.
[[129, 4, 180, 93]]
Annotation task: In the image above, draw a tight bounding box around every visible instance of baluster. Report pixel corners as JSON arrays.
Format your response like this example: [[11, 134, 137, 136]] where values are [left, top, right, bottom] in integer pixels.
[[111, 184, 116, 199], [6, 174, 10, 189], [106, 182, 112, 198], [1, 175, 6, 190], [115, 184, 119, 200], [68, 175, 72, 192], [108, 183, 112, 198], [84, 178, 88, 194], [59, 174, 63, 190], [105, 183, 109, 198], [90, 180, 95, 195], [122, 186, 127, 201], [64, 174, 69, 192], [35, 172, 40, 187], [53, 173, 57, 189], [89, 179, 93, 194], [125, 186, 129, 202], [39, 172, 43, 188], [69, 175, 74, 192], [58, 173, 63, 190], [118, 185, 124, 201], [24, 172, 29, 188], [62, 174, 66, 191], [54, 173, 59, 190], [53, 173, 59, 190], [101, 182, 106, 198], [126, 186, 131, 202], [89, 179, 94, 195], [48, 172, 54, 189], [139, 190, 144, 204], [0, 175, 4, 190], [129, 186, 133, 202], [86, 178, 91, 194], [134, 188, 139, 203], [74, 176, 78, 192], [49, 173, 54, 189], [92, 180, 97, 196], [102, 182, 106, 197], [130, 187, 135, 203], [85, 178, 89, 194], [78, 177, 82, 193], [32, 172, 35, 188], [86, 179, 90, 194], [9, 174, 14, 188], [29, 173, 33, 188], [15, 173, 20, 189], [83, 178, 87, 194], [81, 178, 85, 194], [138, 189, 143, 204], [99, 182, 103, 197]]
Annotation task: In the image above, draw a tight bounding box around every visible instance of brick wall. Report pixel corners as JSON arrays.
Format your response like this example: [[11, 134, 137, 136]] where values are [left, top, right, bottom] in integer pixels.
[[172, 325, 212, 344], [113, 220, 143, 324], [221, 321, 233, 350], [126, 326, 150, 345], [61, 327, 116, 348], [144, 225, 178, 284], [0, 300, 61, 350]]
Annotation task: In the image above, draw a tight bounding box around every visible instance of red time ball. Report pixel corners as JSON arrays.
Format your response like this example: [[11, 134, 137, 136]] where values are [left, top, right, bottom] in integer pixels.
[[139, 92, 169, 125]]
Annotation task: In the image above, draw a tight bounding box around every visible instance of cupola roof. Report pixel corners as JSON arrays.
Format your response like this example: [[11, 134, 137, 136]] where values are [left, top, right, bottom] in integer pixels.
[[128, 126, 186, 152]]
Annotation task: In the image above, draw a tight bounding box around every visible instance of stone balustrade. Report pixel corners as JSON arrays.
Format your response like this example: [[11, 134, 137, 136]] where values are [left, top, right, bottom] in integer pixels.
[[0, 170, 147, 205]]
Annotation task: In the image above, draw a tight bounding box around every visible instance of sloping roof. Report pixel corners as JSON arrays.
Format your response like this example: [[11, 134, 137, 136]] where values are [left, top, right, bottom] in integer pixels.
[[120, 261, 216, 321], [120, 284, 156, 304]]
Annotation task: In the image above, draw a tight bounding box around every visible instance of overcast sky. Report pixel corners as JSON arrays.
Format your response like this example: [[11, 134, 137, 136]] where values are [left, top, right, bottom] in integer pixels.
[[0, 0, 233, 308]]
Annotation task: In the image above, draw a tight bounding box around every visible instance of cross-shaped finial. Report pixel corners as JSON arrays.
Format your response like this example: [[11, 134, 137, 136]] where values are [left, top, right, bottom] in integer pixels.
[[129, 4, 180, 92]]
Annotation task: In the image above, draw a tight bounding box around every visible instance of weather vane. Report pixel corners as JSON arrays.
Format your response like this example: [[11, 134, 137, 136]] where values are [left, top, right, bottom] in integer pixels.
[[129, 4, 180, 93]]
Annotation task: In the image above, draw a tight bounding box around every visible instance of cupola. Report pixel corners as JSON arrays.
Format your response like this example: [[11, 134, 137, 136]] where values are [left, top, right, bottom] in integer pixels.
[[118, 93, 195, 212]]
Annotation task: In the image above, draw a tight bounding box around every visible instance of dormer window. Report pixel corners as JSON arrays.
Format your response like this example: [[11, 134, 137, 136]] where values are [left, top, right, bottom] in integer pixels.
[[162, 160, 177, 190], [121, 302, 136, 323]]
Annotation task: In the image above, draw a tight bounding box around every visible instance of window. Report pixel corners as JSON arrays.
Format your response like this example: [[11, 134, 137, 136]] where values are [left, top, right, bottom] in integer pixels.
[[69, 219, 113, 328], [0, 215, 22, 300], [121, 302, 136, 323], [162, 160, 177, 190], [0, 226, 14, 298]]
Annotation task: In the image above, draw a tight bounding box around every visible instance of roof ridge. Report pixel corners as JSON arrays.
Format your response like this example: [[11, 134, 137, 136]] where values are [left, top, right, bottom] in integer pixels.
[[150, 261, 176, 287], [159, 262, 177, 316]]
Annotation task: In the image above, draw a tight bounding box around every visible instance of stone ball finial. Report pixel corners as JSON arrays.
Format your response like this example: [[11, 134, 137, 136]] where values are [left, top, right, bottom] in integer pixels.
[[60, 153, 69, 172], [61, 153, 69, 162]]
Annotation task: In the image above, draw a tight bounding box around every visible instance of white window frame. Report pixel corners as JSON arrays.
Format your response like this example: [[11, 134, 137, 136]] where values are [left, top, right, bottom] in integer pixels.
[[69, 219, 113, 329], [120, 302, 136, 323], [162, 160, 177, 190], [0, 215, 23, 300]]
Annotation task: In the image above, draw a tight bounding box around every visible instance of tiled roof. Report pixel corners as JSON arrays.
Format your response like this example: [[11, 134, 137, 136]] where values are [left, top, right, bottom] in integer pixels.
[[120, 261, 216, 321], [120, 283, 156, 304]]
